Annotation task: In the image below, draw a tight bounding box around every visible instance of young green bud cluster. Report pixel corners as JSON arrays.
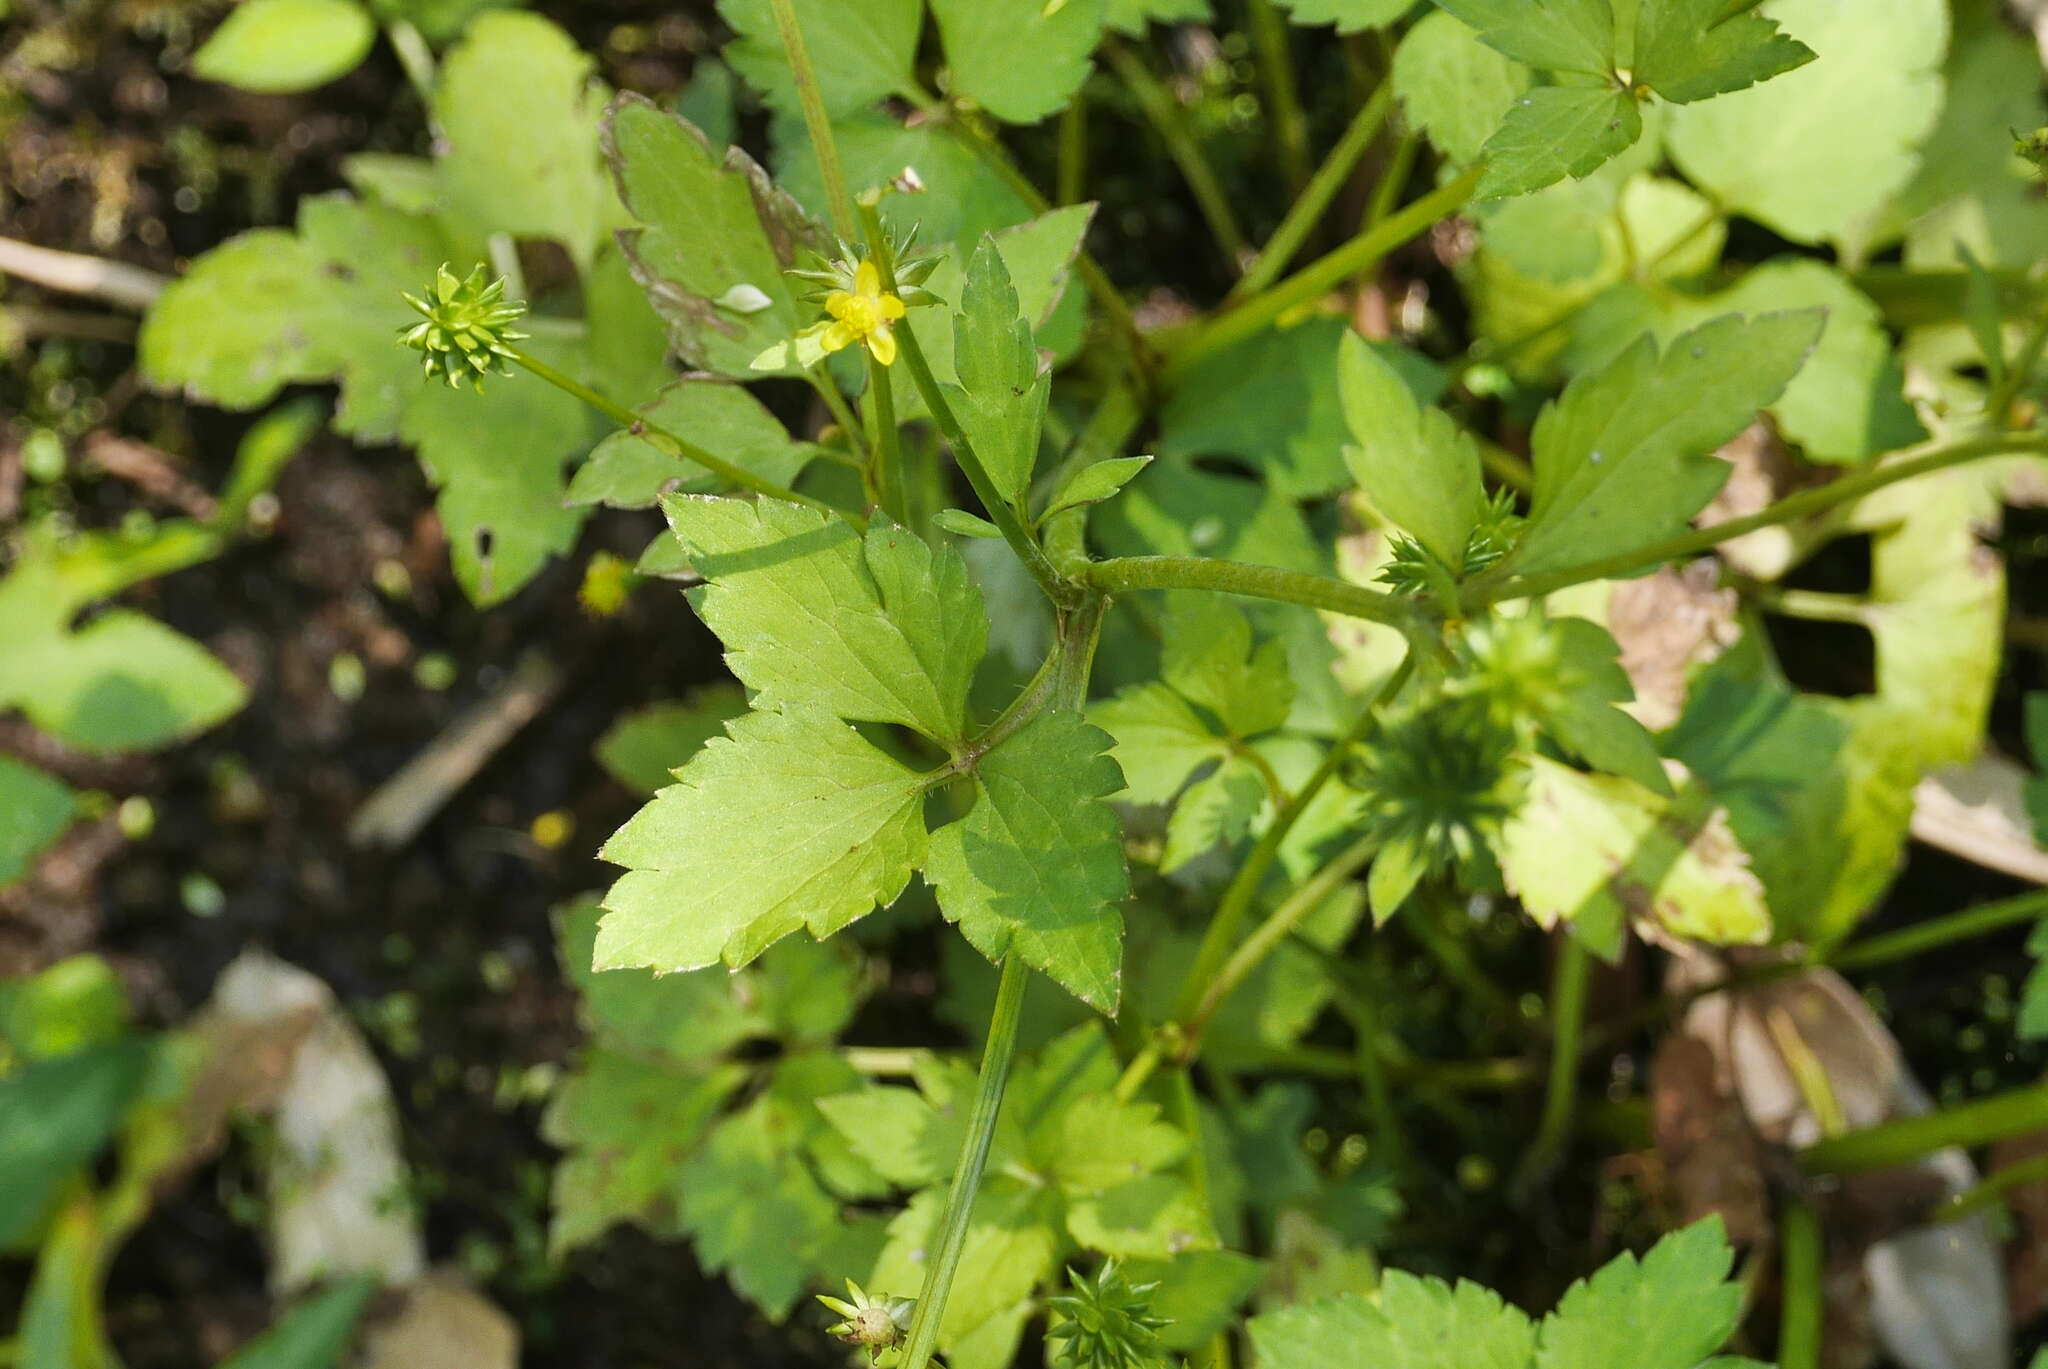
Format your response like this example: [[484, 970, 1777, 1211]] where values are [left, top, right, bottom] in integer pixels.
[[398, 263, 529, 392], [1045, 1261, 1173, 1369]]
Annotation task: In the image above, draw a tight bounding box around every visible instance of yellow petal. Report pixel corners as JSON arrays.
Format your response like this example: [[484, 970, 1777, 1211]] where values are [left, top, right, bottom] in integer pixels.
[[821, 321, 857, 353], [867, 323, 897, 367], [824, 290, 854, 320], [854, 259, 882, 298], [879, 292, 906, 321]]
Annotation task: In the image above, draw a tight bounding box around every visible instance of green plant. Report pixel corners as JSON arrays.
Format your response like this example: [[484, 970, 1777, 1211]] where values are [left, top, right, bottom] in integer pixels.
[[135, 0, 2048, 1362]]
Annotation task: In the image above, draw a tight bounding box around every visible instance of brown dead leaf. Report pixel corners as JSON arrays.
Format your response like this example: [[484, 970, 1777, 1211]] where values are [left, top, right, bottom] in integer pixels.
[[1696, 420, 1835, 580], [1651, 1034, 1770, 1244], [358, 1273, 518, 1369], [1607, 563, 1739, 730]]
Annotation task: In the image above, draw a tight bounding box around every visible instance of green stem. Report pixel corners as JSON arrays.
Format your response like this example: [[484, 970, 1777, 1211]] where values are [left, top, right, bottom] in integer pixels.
[[1103, 39, 1249, 270], [1057, 97, 1088, 208], [1364, 130, 1419, 229], [1513, 935, 1590, 1196], [765, 0, 856, 241], [864, 353, 905, 518], [386, 20, 436, 102], [808, 368, 871, 464], [1081, 554, 1423, 633], [1230, 83, 1396, 304], [1471, 430, 2048, 607], [897, 954, 1030, 1369], [507, 347, 851, 523], [1186, 830, 1381, 1045], [860, 208, 1070, 605], [1987, 311, 2048, 421], [1930, 1151, 2048, 1225], [1798, 1079, 2048, 1175], [1168, 163, 1482, 381], [1247, 0, 1311, 195], [1778, 1200, 1823, 1369], [1831, 889, 2048, 974]]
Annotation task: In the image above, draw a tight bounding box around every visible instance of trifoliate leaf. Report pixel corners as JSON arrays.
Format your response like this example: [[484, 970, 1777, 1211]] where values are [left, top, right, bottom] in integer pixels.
[[433, 14, 612, 269], [927, 711, 1130, 1012], [1393, 10, 1531, 167], [1664, 0, 1948, 248], [1162, 596, 1295, 740], [1495, 756, 1770, 959], [1159, 319, 1447, 500], [951, 237, 1048, 508], [1107, 0, 1212, 36], [596, 705, 930, 973], [1428, 0, 1613, 76], [1248, 1270, 1536, 1368], [1632, 0, 1814, 104], [1506, 310, 1823, 578], [718, 0, 922, 118], [0, 757, 74, 887], [1477, 86, 1643, 201], [1533, 1218, 1743, 1369], [594, 685, 751, 796], [931, 0, 1109, 125], [1272, 0, 1412, 31], [192, 0, 376, 94], [567, 380, 818, 509], [662, 496, 988, 745], [1338, 331, 1482, 570], [1042, 456, 1154, 521], [605, 94, 821, 377]]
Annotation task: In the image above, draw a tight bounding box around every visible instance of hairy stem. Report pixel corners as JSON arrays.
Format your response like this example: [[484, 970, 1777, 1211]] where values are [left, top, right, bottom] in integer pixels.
[[1103, 40, 1249, 270], [1471, 430, 2048, 607], [764, 0, 855, 241], [1080, 554, 1423, 633], [1168, 163, 1482, 380], [507, 347, 850, 522], [1231, 83, 1395, 303]]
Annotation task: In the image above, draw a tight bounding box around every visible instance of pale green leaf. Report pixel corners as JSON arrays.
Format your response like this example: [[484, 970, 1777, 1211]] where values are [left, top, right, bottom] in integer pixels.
[[1393, 10, 1531, 166], [433, 13, 610, 268], [1632, 0, 1814, 104], [932, 0, 1108, 124], [1052, 1092, 1188, 1191], [1546, 616, 1671, 795], [1127, 1250, 1264, 1351], [1090, 683, 1227, 804], [1273, 0, 1412, 33], [1478, 86, 1643, 201], [662, 495, 987, 744], [0, 1043, 149, 1247], [1429, 0, 1613, 75], [1065, 1174, 1216, 1259], [1160, 758, 1267, 873], [1508, 310, 1822, 577], [870, 1181, 1058, 1360], [718, 0, 922, 117], [1162, 596, 1295, 740], [594, 685, 750, 795], [192, 0, 375, 94], [1534, 1218, 1743, 1369], [0, 757, 76, 887], [1042, 455, 1153, 520], [606, 94, 820, 376], [927, 711, 1130, 1012], [1664, 0, 1949, 247], [4, 612, 244, 754], [935, 509, 1004, 539], [1338, 331, 1482, 568], [951, 237, 1047, 507], [1495, 756, 1771, 958], [1367, 831, 1428, 924], [568, 380, 817, 509], [815, 1084, 959, 1189], [1248, 1271, 1536, 1369], [596, 705, 929, 972]]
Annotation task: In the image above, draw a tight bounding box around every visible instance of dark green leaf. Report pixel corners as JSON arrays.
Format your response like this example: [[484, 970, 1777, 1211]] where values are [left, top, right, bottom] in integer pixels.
[[1632, 0, 1815, 104], [1478, 86, 1643, 201]]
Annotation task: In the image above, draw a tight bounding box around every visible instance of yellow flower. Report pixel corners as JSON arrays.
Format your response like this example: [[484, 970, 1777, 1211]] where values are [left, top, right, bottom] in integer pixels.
[[818, 260, 907, 366]]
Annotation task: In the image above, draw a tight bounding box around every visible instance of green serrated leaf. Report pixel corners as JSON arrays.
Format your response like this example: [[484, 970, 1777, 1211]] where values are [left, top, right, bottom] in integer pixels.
[[1161, 757, 1268, 873], [1546, 616, 1671, 795], [1090, 684, 1228, 804], [1632, 0, 1814, 104], [1248, 1270, 1536, 1367], [594, 685, 751, 796], [1393, 10, 1532, 166], [1534, 1218, 1742, 1369], [192, 0, 375, 93], [1664, 0, 1949, 248], [568, 380, 817, 510], [928, 711, 1130, 1012], [1430, 0, 1614, 76], [1052, 1092, 1189, 1191], [951, 237, 1048, 506], [1478, 86, 1643, 201], [596, 705, 930, 973], [718, 0, 922, 118], [1338, 331, 1482, 568], [1509, 310, 1822, 577], [932, 0, 1108, 125], [663, 496, 988, 744], [1042, 455, 1153, 521], [433, 13, 612, 269], [1162, 596, 1295, 740]]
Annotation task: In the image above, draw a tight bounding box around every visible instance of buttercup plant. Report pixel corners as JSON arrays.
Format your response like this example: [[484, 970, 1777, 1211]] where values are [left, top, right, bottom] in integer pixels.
[[120, 0, 2048, 1363]]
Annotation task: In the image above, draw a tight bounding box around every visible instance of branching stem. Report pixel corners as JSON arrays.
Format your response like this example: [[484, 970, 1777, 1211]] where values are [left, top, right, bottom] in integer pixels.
[[764, 0, 855, 241]]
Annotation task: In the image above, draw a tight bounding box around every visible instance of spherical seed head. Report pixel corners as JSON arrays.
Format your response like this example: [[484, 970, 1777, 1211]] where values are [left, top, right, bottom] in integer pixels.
[[818, 1280, 915, 1361], [399, 262, 529, 392]]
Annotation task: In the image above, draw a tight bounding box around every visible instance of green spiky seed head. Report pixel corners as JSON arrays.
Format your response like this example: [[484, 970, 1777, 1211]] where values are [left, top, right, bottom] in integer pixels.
[[818, 1280, 915, 1362], [1046, 1262, 1172, 1369], [399, 263, 528, 392]]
